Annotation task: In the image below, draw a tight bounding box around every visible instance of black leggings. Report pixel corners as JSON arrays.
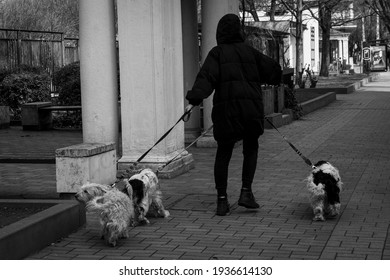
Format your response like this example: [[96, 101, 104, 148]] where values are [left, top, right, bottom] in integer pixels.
[[214, 137, 259, 194]]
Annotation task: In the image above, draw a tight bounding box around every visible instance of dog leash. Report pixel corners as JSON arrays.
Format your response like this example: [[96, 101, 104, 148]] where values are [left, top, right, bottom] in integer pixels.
[[119, 107, 195, 180], [135, 108, 193, 164], [265, 117, 314, 169], [157, 124, 214, 173]]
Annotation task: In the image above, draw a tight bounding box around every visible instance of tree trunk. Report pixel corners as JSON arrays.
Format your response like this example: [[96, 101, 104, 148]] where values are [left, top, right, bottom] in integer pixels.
[[269, 0, 276, 21], [295, 0, 304, 85], [319, 1, 333, 77], [245, 0, 259, 21], [320, 28, 331, 77], [241, 0, 246, 27]]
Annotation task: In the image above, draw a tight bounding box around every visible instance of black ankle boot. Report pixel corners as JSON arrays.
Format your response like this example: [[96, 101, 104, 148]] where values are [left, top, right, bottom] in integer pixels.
[[238, 189, 259, 209], [216, 198, 230, 216]]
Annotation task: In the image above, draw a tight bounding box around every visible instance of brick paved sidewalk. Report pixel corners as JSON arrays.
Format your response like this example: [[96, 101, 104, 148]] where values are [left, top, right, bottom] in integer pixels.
[[1, 72, 390, 259]]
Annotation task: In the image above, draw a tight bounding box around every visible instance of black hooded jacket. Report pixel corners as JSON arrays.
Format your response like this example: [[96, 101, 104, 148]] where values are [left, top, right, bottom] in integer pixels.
[[186, 14, 282, 142]]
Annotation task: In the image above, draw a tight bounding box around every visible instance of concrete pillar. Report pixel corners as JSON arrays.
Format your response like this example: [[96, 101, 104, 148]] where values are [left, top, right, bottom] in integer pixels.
[[117, 0, 194, 178], [56, 0, 119, 191], [198, 0, 239, 147], [79, 0, 118, 147], [181, 0, 201, 143]]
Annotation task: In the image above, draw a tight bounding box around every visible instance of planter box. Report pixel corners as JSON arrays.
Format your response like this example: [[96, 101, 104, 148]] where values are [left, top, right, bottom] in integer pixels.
[[262, 88, 274, 115], [299, 92, 336, 115], [276, 85, 284, 113], [0, 106, 10, 129]]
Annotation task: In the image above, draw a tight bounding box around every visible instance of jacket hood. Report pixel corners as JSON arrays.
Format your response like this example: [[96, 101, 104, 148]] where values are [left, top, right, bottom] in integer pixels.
[[216, 14, 245, 45]]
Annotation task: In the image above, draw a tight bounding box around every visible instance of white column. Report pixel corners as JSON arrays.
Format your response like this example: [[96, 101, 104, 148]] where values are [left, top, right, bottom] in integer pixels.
[[58, 0, 119, 193], [79, 0, 118, 146], [117, 0, 193, 177], [198, 0, 239, 146], [342, 38, 349, 63], [181, 0, 201, 143]]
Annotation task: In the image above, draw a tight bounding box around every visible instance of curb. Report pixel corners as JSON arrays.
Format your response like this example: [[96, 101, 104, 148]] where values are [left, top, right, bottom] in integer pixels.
[[0, 199, 85, 259], [300, 91, 336, 115]]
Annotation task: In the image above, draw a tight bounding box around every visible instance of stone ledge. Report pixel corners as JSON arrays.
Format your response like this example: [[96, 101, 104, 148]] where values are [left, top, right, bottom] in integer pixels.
[[55, 142, 115, 158], [300, 91, 336, 115], [0, 199, 85, 260], [56, 142, 117, 193], [265, 113, 283, 129]]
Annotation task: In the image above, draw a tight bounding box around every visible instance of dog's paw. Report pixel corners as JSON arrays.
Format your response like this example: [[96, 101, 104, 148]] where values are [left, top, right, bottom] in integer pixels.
[[137, 218, 150, 225], [313, 214, 325, 221], [130, 220, 138, 227], [326, 204, 340, 218], [120, 231, 129, 239], [160, 210, 170, 218], [327, 210, 339, 218]]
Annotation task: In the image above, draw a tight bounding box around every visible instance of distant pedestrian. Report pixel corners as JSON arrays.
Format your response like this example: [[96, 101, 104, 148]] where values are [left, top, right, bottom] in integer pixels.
[[186, 14, 282, 216]]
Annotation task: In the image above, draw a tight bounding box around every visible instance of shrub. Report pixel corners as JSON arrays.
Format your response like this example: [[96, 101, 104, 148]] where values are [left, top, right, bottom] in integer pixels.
[[0, 68, 12, 85], [53, 61, 81, 106], [0, 67, 51, 120], [52, 111, 82, 129]]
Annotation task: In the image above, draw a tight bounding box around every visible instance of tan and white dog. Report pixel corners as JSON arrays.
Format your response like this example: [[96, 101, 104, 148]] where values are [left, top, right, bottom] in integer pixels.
[[127, 168, 170, 225], [306, 161, 343, 221], [75, 182, 135, 246]]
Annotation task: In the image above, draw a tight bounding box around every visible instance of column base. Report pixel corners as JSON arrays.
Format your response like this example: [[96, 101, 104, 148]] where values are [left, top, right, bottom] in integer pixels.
[[196, 135, 217, 148], [117, 152, 195, 179], [185, 127, 201, 144]]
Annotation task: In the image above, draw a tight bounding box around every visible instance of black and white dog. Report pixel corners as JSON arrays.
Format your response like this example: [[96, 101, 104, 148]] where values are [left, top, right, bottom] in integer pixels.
[[306, 161, 343, 221], [127, 168, 170, 225]]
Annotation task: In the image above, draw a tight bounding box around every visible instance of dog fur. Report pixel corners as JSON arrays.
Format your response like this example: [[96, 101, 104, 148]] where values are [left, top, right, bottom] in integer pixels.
[[128, 168, 170, 225], [306, 161, 343, 221], [75, 182, 135, 246]]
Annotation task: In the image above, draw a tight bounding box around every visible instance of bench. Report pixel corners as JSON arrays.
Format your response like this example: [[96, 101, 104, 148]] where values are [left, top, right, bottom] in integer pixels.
[[40, 105, 82, 112], [21, 102, 81, 130]]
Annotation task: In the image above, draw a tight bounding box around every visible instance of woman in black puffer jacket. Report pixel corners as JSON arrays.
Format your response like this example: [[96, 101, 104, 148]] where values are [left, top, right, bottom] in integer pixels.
[[186, 14, 282, 216]]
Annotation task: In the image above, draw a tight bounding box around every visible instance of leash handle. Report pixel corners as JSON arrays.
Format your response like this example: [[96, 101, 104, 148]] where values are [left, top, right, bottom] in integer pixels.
[[265, 117, 313, 168], [182, 104, 194, 122]]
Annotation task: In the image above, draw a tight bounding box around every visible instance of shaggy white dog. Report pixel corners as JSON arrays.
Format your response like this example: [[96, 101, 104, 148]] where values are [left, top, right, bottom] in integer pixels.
[[306, 161, 343, 221], [75, 182, 135, 246]]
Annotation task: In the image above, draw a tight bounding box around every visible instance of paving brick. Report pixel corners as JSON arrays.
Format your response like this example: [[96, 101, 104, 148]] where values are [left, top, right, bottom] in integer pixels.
[[2, 73, 390, 260]]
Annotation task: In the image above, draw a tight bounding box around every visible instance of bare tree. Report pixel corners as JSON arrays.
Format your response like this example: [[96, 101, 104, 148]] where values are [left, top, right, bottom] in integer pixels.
[[279, 0, 305, 85], [306, 0, 364, 77], [240, 0, 260, 22], [364, 0, 390, 34], [317, 0, 340, 77], [269, 0, 277, 21], [0, 0, 79, 37]]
